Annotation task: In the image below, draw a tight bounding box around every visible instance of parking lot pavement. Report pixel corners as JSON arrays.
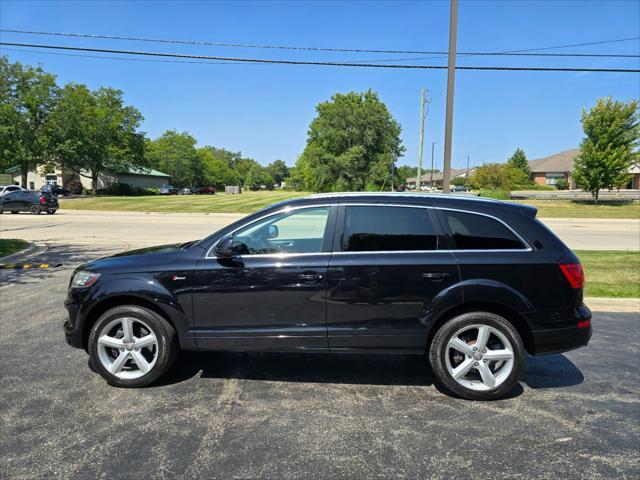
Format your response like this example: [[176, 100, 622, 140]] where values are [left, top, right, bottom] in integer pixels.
[[1, 209, 639, 250], [1, 245, 639, 479]]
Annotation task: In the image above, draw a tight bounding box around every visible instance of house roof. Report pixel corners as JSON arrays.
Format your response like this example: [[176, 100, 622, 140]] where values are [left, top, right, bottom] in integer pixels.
[[124, 167, 171, 178], [3, 165, 171, 178], [528, 149, 579, 173], [407, 167, 476, 183]]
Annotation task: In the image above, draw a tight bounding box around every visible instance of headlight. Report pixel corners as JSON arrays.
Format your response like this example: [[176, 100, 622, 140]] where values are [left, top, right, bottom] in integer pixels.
[[71, 271, 100, 288]]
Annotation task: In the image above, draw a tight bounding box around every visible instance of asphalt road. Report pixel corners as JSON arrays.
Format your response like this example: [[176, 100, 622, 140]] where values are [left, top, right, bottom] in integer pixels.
[[1, 209, 639, 250], [0, 246, 639, 479]]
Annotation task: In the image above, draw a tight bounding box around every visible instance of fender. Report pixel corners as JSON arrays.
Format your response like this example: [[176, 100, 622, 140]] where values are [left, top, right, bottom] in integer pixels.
[[421, 279, 534, 340], [76, 273, 194, 349]]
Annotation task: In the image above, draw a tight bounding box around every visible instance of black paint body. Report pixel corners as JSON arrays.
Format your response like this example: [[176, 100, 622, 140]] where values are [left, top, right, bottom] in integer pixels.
[[64, 194, 592, 356]]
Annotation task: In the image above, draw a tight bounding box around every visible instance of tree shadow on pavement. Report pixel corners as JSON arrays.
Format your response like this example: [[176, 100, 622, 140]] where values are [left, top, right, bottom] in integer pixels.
[[0, 243, 119, 287]]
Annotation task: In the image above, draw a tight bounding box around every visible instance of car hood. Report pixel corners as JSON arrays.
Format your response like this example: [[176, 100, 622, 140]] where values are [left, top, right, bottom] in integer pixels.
[[79, 243, 196, 273]]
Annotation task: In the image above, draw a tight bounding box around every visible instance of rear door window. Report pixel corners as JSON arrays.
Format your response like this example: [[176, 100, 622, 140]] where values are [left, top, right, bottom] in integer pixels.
[[439, 209, 526, 250], [341, 205, 438, 252]]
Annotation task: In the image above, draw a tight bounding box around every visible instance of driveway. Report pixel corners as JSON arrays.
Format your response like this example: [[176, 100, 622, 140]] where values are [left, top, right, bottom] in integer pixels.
[[0, 246, 639, 479], [2, 209, 639, 250]]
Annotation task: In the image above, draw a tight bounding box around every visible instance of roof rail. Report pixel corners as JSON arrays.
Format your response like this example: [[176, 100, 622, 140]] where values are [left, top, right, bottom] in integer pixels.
[[305, 191, 501, 203]]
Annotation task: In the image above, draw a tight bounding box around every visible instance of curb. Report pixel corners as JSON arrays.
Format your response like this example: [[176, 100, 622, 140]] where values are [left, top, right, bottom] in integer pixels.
[[0, 241, 48, 265]]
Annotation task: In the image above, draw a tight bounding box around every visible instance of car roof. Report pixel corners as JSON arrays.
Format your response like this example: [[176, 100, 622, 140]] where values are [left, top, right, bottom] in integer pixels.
[[264, 191, 536, 218]]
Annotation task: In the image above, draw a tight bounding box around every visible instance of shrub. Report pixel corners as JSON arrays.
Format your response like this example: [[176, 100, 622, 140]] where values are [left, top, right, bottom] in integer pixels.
[[478, 188, 511, 200], [555, 178, 569, 190], [98, 183, 157, 196], [66, 179, 83, 195]]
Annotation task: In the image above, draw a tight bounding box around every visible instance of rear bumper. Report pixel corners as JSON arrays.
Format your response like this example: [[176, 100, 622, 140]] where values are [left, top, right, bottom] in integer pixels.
[[529, 304, 592, 355]]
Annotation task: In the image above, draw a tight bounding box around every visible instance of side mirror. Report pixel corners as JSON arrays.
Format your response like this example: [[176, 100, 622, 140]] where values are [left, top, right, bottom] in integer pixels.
[[214, 235, 234, 258], [267, 224, 279, 239]]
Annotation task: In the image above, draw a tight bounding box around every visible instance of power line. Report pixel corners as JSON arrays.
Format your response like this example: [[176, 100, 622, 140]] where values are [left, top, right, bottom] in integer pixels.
[[2, 42, 639, 73], [1, 28, 639, 59]]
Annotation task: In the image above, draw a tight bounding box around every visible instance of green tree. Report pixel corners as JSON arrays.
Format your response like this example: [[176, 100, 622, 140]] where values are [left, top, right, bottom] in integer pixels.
[[244, 164, 275, 190], [146, 130, 205, 188], [294, 90, 404, 192], [49, 85, 145, 194], [573, 97, 639, 201], [0, 57, 58, 186], [197, 147, 240, 187], [468, 163, 529, 191], [507, 148, 531, 178], [266, 159, 290, 185]]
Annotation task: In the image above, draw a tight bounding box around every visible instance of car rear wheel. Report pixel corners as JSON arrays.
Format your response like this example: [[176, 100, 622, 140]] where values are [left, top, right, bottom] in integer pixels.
[[88, 305, 178, 388], [29, 205, 41, 215], [429, 312, 524, 400]]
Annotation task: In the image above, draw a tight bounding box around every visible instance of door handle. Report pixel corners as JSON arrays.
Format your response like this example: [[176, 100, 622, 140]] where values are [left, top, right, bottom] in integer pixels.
[[422, 272, 449, 281], [299, 273, 322, 282]]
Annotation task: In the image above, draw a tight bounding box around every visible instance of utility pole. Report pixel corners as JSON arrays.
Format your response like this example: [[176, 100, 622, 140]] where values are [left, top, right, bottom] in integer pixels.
[[430, 141, 437, 188], [416, 88, 426, 191], [442, 0, 458, 194]]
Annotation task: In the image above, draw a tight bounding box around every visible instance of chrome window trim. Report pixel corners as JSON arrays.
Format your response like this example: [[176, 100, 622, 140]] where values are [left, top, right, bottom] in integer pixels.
[[204, 201, 531, 259], [205, 204, 335, 259]]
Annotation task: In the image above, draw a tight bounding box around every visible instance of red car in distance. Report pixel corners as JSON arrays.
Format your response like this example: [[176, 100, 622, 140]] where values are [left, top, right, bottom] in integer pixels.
[[197, 186, 216, 194]]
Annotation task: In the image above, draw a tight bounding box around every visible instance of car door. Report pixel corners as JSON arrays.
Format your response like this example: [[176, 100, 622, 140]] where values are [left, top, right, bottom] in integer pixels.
[[1, 191, 21, 210], [326, 203, 461, 352], [191, 205, 338, 351]]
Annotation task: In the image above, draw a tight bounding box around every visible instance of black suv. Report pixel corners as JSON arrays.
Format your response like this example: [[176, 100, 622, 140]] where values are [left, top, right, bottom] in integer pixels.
[[0, 190, 58, 214], [64, 193, 591, 400]]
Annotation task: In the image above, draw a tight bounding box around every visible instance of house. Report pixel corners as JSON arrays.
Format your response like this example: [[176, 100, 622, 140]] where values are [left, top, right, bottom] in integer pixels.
[[528, 149, 640, 189], [528, 149, 579, 188], [4, 165, 171, 191], [406, 167, 476, 190]]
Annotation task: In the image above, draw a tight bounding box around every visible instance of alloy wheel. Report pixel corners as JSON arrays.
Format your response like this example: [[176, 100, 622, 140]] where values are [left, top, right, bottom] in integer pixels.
[[96, 317, 159, 380], [444, 324, 515, 391]]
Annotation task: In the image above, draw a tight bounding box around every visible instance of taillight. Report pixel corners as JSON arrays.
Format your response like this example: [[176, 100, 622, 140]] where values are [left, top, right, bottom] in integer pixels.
[[39, 196, 47, 204], [577, 319, 591, 329], [559, 263, 585, 289]]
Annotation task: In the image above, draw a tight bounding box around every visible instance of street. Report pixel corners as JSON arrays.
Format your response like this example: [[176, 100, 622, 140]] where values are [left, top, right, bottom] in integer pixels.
[[2, 209, 639, 250], [0, 243, 639, 479]]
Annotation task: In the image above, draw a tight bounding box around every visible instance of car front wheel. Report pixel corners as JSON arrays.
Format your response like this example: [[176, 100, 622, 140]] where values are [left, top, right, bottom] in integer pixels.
[[88, 305, 178, 388], [429, 312, 524, 400]]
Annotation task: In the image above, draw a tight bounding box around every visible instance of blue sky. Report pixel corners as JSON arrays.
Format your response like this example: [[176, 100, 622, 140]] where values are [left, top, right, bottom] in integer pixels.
[[1, 0, 639, 170]]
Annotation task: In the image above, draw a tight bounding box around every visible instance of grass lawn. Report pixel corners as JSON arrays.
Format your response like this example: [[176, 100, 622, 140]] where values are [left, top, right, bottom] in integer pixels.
[[576, 250, 640, 298], [59, 191, 309, 214], [0, 239, 29, 258], [59, 191, 640, 218], [516, 200, 640, 219]]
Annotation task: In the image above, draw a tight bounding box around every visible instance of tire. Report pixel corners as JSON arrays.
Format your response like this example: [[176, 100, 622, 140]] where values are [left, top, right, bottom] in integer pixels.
[[11, 211, 19, 214], [29, 204, 41, 215], [428, 312, 525, 400], [88, 305, 179, 388], [47, 210, 57, 215]]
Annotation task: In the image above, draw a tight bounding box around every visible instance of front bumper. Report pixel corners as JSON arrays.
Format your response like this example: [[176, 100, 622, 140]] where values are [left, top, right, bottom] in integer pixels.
[[64, 298, 85, 349], [529, 303, 593, 355]]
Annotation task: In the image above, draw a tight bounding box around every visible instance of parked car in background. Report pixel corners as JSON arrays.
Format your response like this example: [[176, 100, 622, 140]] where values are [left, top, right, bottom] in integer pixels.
[[64, 192, 591, 400], [180, 187, 198, 195], [0, 184, 24, 196], [0, 190, 58, 214], [452, 185, 471, 192], [42, 184, 70, 196], [197, 186, 216, 195], [158, 185, 179, 195]]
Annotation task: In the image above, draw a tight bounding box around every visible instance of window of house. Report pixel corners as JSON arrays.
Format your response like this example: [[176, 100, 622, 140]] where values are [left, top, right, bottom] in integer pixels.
[[440, 210, 526, 250], [545, 173, 565, 185], [342, 205, 437, 252], [29, 182, 35, 190]]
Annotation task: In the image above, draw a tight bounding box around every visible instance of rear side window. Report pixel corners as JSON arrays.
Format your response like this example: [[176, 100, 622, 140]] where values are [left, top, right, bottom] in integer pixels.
[[342, 205, 437, 252], [440, 210, 526, 250]]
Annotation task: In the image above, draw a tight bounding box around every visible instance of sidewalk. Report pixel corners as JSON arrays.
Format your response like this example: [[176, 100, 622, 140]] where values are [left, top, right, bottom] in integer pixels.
[[585, 297, 640, 313]]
